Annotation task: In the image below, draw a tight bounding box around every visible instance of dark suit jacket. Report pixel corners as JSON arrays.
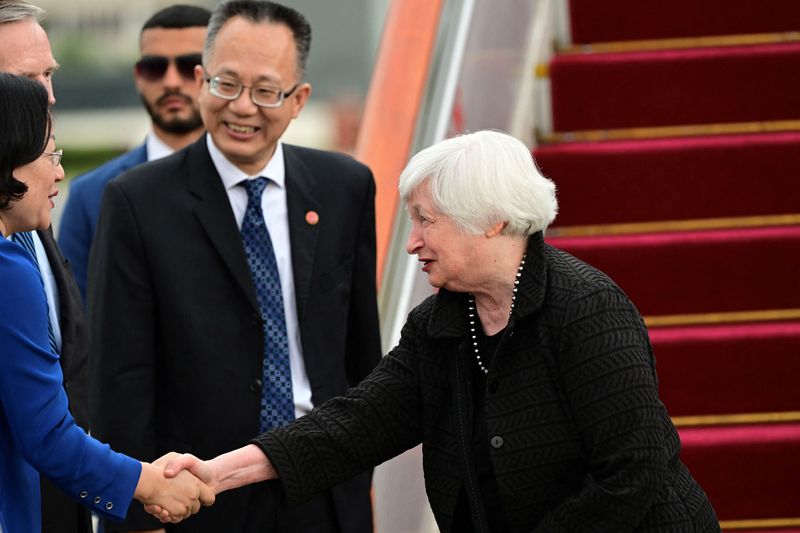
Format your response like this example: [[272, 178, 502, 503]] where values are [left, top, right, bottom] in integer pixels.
[[37, 227, 93, 533], [88, 138, 382, 532], [59, 143, 148, 301]]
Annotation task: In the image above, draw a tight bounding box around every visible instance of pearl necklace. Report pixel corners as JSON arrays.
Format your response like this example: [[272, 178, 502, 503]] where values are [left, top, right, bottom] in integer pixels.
[[467, 254, 526, 375]]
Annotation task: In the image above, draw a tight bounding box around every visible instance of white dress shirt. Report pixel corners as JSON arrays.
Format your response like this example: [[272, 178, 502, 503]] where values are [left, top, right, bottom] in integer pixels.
[[207, 134, 313, 418], [145, 131, 175, 162]]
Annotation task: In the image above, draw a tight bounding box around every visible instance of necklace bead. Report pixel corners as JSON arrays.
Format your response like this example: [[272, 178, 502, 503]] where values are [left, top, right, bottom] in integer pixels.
[[467, 254, 526, 375]]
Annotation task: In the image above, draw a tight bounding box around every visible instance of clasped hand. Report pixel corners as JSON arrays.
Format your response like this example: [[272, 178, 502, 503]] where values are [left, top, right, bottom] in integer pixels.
[[141, 444, 277, 523], [136, 452, 215, 524]]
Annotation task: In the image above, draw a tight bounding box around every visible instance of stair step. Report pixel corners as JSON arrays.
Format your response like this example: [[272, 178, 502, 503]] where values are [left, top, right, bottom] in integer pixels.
[[534, 131, 800, 227], [561, 32, 800, 55], [546, 225, 800, 316], [725, 527, 800, 533], [550, 42, 800, 131], [651, 321, 800, 417], [679, 423, 800, 521], [538, 119, 800, 145], [568, 0, 800, 43]]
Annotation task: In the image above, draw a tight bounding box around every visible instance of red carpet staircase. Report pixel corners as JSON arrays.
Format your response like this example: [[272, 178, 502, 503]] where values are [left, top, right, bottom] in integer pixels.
[[534, 1, 800, 531]]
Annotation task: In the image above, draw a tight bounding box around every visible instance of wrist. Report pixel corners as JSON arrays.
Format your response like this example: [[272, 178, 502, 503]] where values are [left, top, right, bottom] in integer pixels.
[[134, 462, 157, 502]]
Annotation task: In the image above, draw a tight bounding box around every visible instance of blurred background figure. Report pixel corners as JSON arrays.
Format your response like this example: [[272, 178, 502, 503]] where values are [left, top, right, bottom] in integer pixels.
[[58, 4, 210, 301]]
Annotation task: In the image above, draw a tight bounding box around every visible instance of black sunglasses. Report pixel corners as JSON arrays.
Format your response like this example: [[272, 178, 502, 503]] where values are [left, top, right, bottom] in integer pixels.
[[135, 53, 203, 81]]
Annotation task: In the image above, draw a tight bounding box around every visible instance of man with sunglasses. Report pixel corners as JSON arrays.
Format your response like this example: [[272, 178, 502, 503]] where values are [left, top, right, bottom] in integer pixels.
[[0, 2, 91, 532], [59, 4, 210, 301], [88, 1, 381, 532]]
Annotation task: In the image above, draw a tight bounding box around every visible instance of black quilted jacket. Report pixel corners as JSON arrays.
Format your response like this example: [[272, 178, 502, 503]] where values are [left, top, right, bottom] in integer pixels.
[[254, 232, 720, 532]]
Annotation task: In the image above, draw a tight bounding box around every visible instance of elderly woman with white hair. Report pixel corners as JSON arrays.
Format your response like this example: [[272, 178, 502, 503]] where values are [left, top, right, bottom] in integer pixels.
[[155, 130, 720, 532]]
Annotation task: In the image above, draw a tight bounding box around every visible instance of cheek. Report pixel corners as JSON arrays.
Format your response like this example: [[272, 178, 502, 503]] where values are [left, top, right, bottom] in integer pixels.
[[199, 104, 219, 126]]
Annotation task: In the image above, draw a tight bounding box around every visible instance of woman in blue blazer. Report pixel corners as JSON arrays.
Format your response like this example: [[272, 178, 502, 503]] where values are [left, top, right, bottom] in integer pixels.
[[0, 73, 214, 532]]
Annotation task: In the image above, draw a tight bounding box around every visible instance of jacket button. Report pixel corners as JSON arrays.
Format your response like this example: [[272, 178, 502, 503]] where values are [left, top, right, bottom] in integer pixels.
[[94, 496, 101, 504], [250, 378, 263, 393], [106, 502, 114, 510], [79, 491, 87, 498], [488, 380, 499, 393], [490, 435, 504, 449]]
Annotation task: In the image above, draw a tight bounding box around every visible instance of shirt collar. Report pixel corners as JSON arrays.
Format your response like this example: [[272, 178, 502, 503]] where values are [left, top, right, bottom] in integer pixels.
[[206, 133, 286, 191], [145, 131, 175, 162]]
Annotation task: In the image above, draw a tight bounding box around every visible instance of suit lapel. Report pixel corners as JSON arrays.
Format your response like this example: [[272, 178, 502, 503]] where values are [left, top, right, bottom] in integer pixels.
[[284, 145, 320, 319], [187, 139, 260, 313]]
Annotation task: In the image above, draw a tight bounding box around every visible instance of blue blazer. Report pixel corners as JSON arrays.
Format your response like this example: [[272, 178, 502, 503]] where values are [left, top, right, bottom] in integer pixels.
[[58, 144, 148, 301], [0, 239, 140, 533]]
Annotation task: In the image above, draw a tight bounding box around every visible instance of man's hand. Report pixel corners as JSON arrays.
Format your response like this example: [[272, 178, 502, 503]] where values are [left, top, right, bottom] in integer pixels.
[[135, 461, 215, 523]]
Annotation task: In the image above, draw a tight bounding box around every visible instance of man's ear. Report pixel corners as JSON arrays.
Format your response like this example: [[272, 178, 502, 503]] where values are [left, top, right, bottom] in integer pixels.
[[289, 82, 312, 119]]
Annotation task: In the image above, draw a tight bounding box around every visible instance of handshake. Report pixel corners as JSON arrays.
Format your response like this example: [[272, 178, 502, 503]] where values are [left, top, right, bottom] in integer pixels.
[[134, 444, 275, 524], [134, 452, 216, 524]]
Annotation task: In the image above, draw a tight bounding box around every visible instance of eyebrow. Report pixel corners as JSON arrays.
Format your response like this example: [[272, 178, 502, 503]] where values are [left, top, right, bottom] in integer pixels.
[[214, 68, 283, 85]]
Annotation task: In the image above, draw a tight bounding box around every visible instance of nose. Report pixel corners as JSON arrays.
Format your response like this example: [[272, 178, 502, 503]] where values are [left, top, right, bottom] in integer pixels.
[[54, 162, 65, 183], [228, 87, 258, 115], [162, 61, 184, 89], [405, 224, 422, 255], [38, 76, 55, 106]]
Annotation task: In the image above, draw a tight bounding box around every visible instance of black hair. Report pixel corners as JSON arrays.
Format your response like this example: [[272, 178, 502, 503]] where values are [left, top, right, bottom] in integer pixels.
[[0, 72, 50, 210], [205, 1, 311, 78], [141, 4, 211, 32]]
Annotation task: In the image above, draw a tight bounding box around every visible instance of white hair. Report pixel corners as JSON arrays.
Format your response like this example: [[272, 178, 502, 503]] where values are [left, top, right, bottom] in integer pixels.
[[398, 130, 558, 236], [0, 1, 44, 25]]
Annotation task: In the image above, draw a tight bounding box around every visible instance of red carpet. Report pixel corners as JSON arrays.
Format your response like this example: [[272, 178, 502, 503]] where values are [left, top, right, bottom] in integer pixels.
[[534, 131, 800, 226], [542, 1, 800, 525], [651, 321, 800, 416], [550, 42, 800, 131], [547, 226, 800, 316], [569, 0, 800, 42], [679, 423, 800, 520]]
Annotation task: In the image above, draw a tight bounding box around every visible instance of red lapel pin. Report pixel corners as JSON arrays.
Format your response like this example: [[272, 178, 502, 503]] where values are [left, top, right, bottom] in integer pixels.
[[305, 210, 319, 225]]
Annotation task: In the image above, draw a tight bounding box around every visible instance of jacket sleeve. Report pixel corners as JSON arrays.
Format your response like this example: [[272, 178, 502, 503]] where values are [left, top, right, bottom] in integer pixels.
[[87, 181, 162, 530], [0, 250, 140, 521], [534, 284, 669, 532], [252, 307, 426, 505], [344, 169, 382, 385]]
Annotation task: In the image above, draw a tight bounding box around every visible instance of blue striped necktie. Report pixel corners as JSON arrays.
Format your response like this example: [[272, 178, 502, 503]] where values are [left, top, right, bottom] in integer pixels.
[[11, 231, 59, 355], [239, 177, 295, 431]]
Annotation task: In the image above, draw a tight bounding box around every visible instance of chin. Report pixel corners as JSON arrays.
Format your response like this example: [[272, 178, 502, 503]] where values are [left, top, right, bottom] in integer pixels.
[[426, 276, 446, 289]]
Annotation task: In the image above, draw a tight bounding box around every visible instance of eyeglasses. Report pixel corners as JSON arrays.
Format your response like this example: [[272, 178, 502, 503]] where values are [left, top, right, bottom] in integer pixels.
[[135, 53, 202, 81], [204, 74, 299, 108], [43, 149, 62, 167]]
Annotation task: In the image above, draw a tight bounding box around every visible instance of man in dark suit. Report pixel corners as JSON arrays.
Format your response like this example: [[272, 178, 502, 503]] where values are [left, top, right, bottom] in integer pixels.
[[0, 2, 91, 532], [88, 1, 381, 532], [59, 4, 210, 302]]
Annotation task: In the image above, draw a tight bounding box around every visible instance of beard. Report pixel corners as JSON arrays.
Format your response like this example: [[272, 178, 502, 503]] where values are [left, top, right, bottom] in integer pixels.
[[140, 92, 203, 135]]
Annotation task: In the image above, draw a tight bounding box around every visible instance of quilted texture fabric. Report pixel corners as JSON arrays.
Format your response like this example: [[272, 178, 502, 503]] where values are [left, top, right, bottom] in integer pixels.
[[254, 232, 720, 532]]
